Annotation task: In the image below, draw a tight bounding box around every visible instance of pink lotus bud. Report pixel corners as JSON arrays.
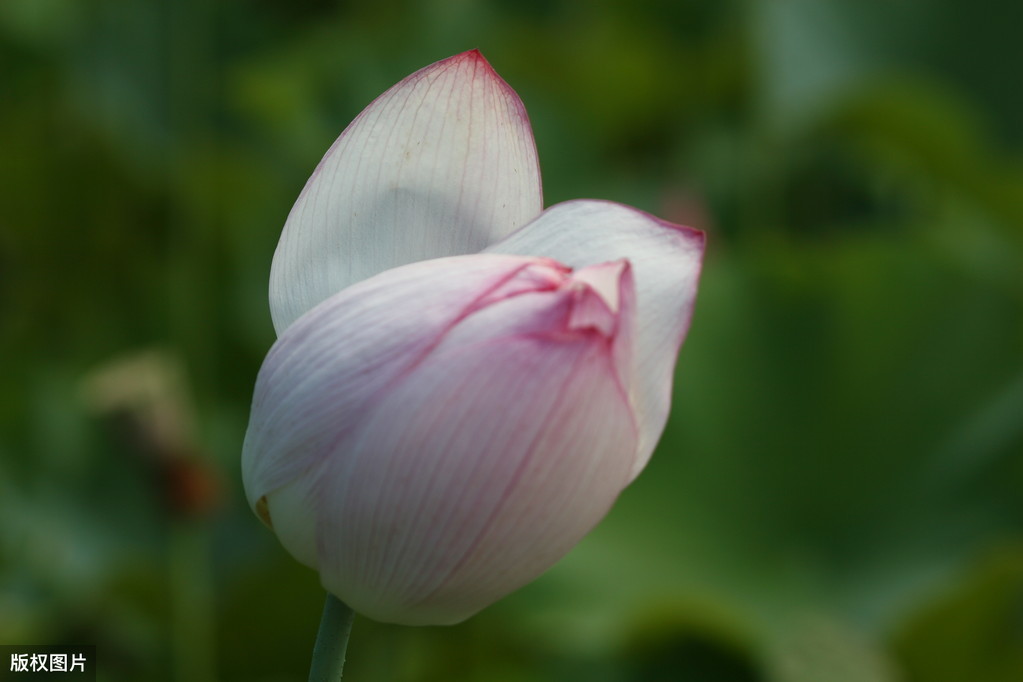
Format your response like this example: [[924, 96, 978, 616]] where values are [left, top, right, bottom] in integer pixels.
[[244, 254, 639, 625], [242, 50, 705, 625]]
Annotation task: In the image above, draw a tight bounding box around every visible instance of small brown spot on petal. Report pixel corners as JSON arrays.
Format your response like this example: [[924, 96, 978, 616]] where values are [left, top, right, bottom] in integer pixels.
[[256, 495, 273, 529]]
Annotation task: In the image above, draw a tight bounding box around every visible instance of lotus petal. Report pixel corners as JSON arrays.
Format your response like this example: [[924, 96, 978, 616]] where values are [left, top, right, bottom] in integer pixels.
[[269, 50, 543, 333]]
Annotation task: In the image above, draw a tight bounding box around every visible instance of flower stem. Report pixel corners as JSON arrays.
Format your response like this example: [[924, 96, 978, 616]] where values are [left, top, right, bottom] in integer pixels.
[[308, 593, 355, 681]]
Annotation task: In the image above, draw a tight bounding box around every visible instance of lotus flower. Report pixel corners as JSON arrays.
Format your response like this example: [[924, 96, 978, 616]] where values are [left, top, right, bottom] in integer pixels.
[[242, 50, 705, 626]]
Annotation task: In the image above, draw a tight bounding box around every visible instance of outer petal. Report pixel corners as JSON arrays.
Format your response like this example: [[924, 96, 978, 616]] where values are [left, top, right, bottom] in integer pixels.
[[244, 254, 639, 625], [486, 199, 706, 479], [270, 50, 543, 333]]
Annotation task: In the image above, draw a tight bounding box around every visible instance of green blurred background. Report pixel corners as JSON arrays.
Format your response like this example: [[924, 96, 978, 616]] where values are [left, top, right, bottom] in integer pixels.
[[2, 0, 1021, 680]]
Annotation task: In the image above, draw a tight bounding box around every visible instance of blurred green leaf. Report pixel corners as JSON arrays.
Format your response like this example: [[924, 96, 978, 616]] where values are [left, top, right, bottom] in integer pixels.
[[893, 546, 1023, 682], [764, 614, 898, 682]]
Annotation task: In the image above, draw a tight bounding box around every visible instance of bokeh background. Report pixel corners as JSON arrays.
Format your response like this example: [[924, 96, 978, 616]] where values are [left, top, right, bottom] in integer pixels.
[[2, 0, 1021, 680]]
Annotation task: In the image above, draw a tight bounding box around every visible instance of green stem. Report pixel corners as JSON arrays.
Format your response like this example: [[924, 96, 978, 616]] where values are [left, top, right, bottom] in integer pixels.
[[308, 594, 355, 681]]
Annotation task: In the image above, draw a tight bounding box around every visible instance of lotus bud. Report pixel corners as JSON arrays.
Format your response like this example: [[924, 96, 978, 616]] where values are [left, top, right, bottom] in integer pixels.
[[241, 50, 705, 626]]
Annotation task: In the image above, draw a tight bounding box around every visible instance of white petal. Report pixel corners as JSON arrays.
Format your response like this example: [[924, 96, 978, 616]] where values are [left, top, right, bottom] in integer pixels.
[[270, 50, 543, 333], [486, 199, 705, 479]]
